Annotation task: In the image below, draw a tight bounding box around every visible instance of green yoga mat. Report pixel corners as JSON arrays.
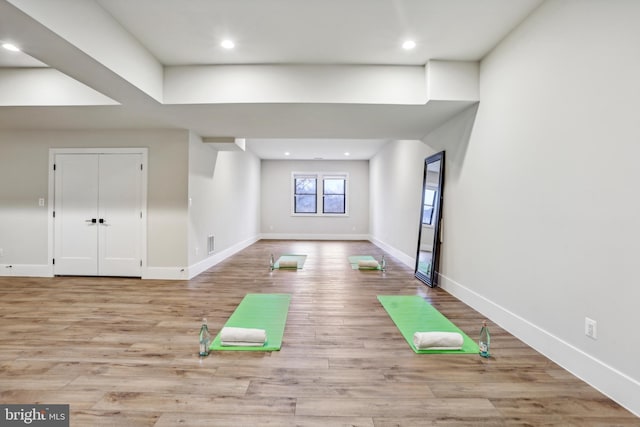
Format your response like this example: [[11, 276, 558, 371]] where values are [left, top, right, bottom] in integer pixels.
[[378, 295, 479, 354], [210, 293, 291, 351], [274, 254, 307, 269], [348, 255, 382, 270]]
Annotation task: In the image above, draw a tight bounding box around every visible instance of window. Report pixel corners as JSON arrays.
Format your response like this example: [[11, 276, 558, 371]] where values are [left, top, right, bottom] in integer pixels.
[[323, 177, 346, 214], [422, 188, 436, 225], [294, 175, 317, 213], [292, 172, 348, 216]]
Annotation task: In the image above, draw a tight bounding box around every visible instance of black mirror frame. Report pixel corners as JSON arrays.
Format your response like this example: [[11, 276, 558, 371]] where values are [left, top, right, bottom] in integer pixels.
[[415, 151, 445, 287]]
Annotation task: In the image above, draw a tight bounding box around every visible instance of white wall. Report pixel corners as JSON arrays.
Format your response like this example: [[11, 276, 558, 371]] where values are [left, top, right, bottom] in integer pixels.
[[431, 0, 640, 415], [165, 65, 426, 105], [426, 60, 479, 101], [369, 139, 438, 265], [189, 134, 261, 277], [187, 132, 218, 267], [211, 149, 261, 246], [261, 160, 369, 239], [187, 134, 261, 277], [0, 129, 189, 276], [9, 0, 163, 101], [0, 68, 118, 106]]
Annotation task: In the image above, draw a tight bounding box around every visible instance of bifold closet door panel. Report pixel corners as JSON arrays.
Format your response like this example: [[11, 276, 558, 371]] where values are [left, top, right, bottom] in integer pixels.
[[53, 154, 100, 276], [97, 154, 142, 277]]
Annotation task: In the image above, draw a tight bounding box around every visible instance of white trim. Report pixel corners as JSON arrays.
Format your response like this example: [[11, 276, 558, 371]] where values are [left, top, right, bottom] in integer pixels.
[[255, 234, 413, 268], [143, 236, 261, 280], [143, 266, 189, 280], [438, 273, 640, 417], [0, 264, 52, 277], [48, 148, 148, 278], [261, 233, 368, 241], [368, 235, 415, 268], [187, 235, 260, 279]]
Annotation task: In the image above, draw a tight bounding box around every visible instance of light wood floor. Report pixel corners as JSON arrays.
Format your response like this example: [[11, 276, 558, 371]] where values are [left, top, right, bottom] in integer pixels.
[[0, 240, 637, 426]]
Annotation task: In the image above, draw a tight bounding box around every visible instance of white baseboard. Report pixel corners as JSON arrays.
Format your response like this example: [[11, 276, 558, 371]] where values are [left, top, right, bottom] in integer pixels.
[[261, 234, 416, 268], [187, 235, 260, 279], [143, 236, 261, 280], [261, 233, 369, 241], [0, 264, 52, 277], [439, 273, 640, 417], [143, 266, 189, 280], [368, 236, 415, 269]]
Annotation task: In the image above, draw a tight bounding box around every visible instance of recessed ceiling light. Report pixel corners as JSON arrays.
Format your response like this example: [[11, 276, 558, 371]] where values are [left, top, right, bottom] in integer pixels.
[[2, 43, 20, 52], [344, 152, 350, 156], [284, 152, 290, 156], [402, 40, 416, 50], [221, 39, 235, 49]]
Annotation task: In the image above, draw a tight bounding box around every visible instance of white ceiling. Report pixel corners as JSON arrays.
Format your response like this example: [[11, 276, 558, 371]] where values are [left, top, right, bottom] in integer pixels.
[[0, 47, 46, 67], [0, 0, 544, 159], [94, 0, 541, 66], [246, 138, 390, 161]]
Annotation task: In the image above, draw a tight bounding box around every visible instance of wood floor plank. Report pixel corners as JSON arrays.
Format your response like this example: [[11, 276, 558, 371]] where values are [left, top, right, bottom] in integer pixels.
[[68, 375, 250, 396], [429, 381, 606, 399], [492, 397, 636, 419], [92, 392, 296, 415], [154, 413, 375, 427], [71, 410, 159, 427], [373, 417, 506, 427], [0, 389, 106, 409], [295, 397, 499, 418], [0, 240, 636, 426], [215, 366, 387, 383], [246, 380, 436, 399]]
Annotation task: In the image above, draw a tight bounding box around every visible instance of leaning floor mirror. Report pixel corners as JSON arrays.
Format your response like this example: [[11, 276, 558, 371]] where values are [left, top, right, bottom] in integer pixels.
[[415, 151, 445, 287]]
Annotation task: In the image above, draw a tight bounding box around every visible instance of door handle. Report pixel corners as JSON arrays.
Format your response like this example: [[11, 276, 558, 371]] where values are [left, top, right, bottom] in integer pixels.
[[99, 218, 105, 224], [85, 218, 97, 224]]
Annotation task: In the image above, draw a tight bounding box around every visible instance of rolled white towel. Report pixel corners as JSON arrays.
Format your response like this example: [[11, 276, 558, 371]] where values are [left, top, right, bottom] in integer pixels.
[[278, 260, 298, 269], [220, 341, 265, 347], [413, 331, 463, 350], [220, 327, 267, 346], [358, 260, 379, 269]]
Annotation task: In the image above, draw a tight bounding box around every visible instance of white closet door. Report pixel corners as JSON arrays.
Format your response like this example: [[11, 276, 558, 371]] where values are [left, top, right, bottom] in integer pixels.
[[98, 154, 142, 277], [53, 154, 100, 276]]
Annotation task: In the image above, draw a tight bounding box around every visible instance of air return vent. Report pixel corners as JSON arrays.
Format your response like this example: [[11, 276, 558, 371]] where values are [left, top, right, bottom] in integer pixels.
[[207, 235, 215, 255]]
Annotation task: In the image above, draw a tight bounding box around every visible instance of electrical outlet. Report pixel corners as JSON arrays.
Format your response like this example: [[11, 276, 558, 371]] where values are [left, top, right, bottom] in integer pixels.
[[585, 317, 597, 339]]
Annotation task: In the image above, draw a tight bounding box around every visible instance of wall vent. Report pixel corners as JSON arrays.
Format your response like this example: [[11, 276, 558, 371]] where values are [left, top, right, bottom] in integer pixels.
[[207, 235, 215, 255]]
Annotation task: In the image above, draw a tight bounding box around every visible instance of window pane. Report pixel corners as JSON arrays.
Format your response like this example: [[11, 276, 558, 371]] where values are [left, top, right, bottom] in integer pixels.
[[324, 195, 345, 213], [295, 178, 316, 194], [422, 207, 434, 224], [324, 179, 344, 194], [295, 195, 316, 213], [424, 189, 435, 206], [422, 189, 436, 224]]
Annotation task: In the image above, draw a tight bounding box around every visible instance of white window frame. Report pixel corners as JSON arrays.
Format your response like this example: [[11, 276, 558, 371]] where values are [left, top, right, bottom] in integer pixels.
[[291, 172, 349, 217]]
